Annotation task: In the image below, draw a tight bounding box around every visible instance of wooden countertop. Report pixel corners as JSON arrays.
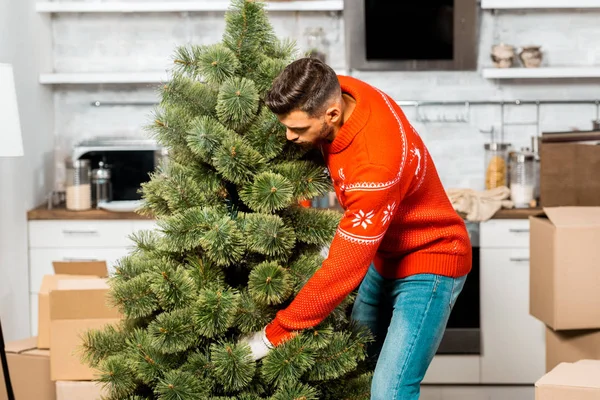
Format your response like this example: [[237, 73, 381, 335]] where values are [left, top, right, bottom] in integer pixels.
[[27, 204, 152, 220], [490, 207, 543, 219]]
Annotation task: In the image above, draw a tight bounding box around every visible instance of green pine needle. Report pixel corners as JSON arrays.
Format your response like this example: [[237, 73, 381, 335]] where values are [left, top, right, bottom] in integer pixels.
[[110, 272, 160, 319], [210, 341, 256, 392], [112, 254, 153, 282], [248, 261, 293, 306], [172, 44, 205, 78], [273, 161, 333, 201], [244, 213, 296, 260], [322, 372, 373, 400], [194, 287, 240, 338], [300, 325, 335, 351], [245, 108, 287, 161], [161, 73, 218, 118], [235, 290, 276, 334], [186, 255, 226, 291], [241, 171, 294, 213], [181, 350, 215, 386], [197, 43, 240, 85], [127, 329, 179, 385], [199, 215, 246, 266], [148, 308, 197, 354], [285, 206, 341, 247], [271, 382, 319, 400], [187, 116, 235, 161], [261, 336, 316, 388], [80, 324, 128, 368], [96, 354, 138, 399], [149, 261, 197, 311], [155, 370, 207, 400], [266, 37, 298, 61], [252, 57, 288, 96], [212, 133, 266, 185], [288, 252, 324, 294], [128, 230, 164, 257], [216, 77, 259, 130], [158, 206, 222, 251]]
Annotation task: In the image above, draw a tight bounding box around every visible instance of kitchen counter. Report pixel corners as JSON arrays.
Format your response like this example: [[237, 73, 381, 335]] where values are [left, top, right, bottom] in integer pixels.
[[27, 204, 152, 220], [27, 203, 543, 221]]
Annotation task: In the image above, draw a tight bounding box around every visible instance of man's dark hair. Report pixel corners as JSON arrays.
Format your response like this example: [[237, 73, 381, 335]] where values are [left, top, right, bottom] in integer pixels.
[[265, 57, 340, 117]]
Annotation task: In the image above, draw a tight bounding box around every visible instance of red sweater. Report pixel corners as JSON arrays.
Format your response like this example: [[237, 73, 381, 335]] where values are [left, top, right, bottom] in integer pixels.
[[265, 75, 472, 346]]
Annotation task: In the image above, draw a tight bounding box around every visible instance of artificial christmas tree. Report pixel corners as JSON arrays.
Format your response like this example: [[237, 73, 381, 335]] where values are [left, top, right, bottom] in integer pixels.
[[80, 1, 373, 398]]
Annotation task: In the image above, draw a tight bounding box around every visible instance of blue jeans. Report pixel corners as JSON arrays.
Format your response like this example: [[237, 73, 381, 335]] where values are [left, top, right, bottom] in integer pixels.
[[351, 264, 467, 400]]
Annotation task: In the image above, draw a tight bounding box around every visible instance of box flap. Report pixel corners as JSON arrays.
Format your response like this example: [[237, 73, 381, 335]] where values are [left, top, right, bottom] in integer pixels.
[[52, 261, 108, 277], [537, 361, 600, 389], [4, 337, 38, 354], [22, 348, 50, 357], [49, 287, 121, 320], [56, 278, 110, 290], [543, 207, 600, 227], [39, 274, 99, 294]]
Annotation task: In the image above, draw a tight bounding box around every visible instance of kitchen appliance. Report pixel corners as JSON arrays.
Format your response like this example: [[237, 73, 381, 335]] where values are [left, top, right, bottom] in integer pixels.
[[436, 221, 480, 354], [91, 161, 112, 207], [72, 137, 165, 210]]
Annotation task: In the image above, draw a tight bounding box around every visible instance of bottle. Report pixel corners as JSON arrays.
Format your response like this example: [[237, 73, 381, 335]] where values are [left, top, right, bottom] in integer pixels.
[[484, 142, 511, 190], [91, 161, 112, 208], [509, 148, 536, 208], [65, 159, 92, 211]]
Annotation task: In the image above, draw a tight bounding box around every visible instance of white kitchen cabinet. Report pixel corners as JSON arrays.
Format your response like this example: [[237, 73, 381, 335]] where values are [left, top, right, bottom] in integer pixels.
[[479, 220, 545, 384]]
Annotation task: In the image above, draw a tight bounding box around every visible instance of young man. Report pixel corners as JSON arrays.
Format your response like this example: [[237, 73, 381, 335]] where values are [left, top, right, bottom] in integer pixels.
[[241, 58, 472, 399]]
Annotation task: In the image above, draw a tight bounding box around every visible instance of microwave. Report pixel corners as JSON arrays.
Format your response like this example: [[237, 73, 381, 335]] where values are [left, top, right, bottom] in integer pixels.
[[73, 137, 166, 203]]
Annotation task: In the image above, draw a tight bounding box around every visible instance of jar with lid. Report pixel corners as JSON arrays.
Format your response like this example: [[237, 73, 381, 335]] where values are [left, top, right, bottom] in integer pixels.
[[484, 142, 511, 190], [92, 161, 112, 208], [509, 148, 536, 208], [66, 159, 91, 211]]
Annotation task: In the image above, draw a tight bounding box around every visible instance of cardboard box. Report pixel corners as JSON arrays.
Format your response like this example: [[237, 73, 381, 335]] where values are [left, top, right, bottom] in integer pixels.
[[546, 327, 600, 372], [50, 279, 121, 381], [56, 380, 105, 400], [38, 261, 109, 349], [540, 141, 600, 207], [0, 337, 55, 400], [530, 207, 600, 330], [535, 359, 600, 399]]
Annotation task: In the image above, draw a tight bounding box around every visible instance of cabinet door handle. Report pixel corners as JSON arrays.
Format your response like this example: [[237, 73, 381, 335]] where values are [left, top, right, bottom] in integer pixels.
[[510, 257, 530, 262], [62, 229, 99, 235], [509, 228, 530, 233]]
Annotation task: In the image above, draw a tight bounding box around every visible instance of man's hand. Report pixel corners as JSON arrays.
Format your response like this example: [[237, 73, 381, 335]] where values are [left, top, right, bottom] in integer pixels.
[[239, 327, 274, 361]]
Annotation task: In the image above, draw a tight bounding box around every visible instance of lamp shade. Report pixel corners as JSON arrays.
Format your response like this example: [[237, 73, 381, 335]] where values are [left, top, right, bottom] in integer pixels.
[[0, 63, 24, 157]]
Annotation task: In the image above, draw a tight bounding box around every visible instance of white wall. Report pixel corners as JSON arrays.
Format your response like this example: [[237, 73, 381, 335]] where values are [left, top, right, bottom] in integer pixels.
[[49, 7, 600, 192], [0, 0, 54, 340]]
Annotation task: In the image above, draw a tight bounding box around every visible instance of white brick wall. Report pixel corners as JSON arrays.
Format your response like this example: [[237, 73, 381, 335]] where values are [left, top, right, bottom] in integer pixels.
[[50, 7, 600, 191]]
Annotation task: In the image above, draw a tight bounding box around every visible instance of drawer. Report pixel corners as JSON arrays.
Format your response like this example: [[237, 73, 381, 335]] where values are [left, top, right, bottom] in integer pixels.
[[28, 247, 132, 292], [29, 220, 135, 248], [480, 219, 530, 248]]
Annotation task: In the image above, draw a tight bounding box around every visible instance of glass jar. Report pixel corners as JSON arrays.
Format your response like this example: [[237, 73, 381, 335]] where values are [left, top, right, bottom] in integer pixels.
[[92, 161, 112, 207], [484, 142, 511, 190], [65, 159, 91, 211], [509, 148, 536, 208]]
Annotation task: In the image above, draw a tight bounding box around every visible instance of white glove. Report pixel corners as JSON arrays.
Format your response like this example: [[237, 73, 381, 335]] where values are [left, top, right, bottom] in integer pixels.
[[239, 327, 274, 361]]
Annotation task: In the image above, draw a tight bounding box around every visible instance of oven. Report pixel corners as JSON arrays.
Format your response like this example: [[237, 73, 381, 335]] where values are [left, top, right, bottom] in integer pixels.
[[436, 221, 481, 355]]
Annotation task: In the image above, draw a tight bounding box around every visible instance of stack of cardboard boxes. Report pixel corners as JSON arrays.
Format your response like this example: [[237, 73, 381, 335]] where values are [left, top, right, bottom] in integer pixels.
[[530, 207, 600, 399], [1, 261, 121, 400]]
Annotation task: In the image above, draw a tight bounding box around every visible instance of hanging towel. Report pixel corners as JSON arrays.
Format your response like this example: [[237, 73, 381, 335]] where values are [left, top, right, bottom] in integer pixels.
[[446, 186, 514, 222]]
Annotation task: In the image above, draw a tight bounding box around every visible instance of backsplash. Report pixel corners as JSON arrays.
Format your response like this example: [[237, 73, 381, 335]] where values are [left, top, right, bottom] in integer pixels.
[[50, 7, 600, 192]]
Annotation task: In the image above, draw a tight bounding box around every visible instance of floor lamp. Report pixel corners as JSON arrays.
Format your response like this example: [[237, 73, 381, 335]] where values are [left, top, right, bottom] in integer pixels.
[[0, 62, 25, 400]]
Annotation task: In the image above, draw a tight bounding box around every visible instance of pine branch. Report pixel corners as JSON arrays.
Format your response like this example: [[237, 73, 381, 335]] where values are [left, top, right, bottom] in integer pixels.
[[172, 44, 206, 79], [240, 171, 294, 213], [96, 354, 139, 399], [288, 252, 324, 294], [187, 116, 235, 162], [251, 57, 288, 97], [261, 336, 316, 388], [321, 372, 372, 400], [112, 254, 154, 282], [149, 261, 197, 311], [139, 170, 172, 218], [80, 324, 128, 368], [194, 287, 240, 338], [273, 161, 333, 201], [212, 133, 266, 185], [127, 329, 180, 385], [110, 272, 160, 319], [235, 290, 276, 334], [145, 106, 197, 165], [210, 341, 256, 392], [199, 214, 246, 266], [158, 206, 222, 251], [129, 230, 165, 257], [186, 255, 226, 291], [216, 77, 259, 131], [181, 349, 216, 392], [244, 213, 296, 260], [248, 261, 293, 306], [300, 325, 335, 351], [155, 370, 207, 400], [161, 73, 218, 118], [271, 382, 319, 400], [265, 37, 298, 62], [196, 44, 240, 85], [284, 206, 341, 247], [245, 108, 287, 161], [148, 308, 198, 354]]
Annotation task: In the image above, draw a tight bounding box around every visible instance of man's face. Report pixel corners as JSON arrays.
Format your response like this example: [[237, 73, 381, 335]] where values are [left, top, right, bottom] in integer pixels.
[[277, 109, 334, 148]]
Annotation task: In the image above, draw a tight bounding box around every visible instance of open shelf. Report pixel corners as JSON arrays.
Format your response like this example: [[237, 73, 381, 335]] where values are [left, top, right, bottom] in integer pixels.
[[482, 67, 600, 79], [36, 1, 344, 13], [481, 0, 600, 9]]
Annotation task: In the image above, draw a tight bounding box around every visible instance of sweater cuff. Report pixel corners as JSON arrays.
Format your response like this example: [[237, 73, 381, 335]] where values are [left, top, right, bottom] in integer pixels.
[[265, 318, 296, 346]]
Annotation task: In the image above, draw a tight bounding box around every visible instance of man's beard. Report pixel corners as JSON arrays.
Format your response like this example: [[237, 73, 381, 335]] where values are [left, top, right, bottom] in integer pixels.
[[317, 121, 334, 143]]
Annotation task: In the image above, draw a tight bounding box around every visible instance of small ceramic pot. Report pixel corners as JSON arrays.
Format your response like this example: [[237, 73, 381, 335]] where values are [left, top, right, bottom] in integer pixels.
[[519, 46, 543, 68], [491, 43, 515, 68]]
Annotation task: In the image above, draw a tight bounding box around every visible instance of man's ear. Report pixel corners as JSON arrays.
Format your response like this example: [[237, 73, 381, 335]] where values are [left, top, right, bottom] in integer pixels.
[[325, 105, 342, 124]]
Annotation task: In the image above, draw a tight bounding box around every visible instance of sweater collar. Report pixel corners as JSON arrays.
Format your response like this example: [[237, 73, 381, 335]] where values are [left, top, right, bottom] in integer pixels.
[[327, 75, 371, 154]]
